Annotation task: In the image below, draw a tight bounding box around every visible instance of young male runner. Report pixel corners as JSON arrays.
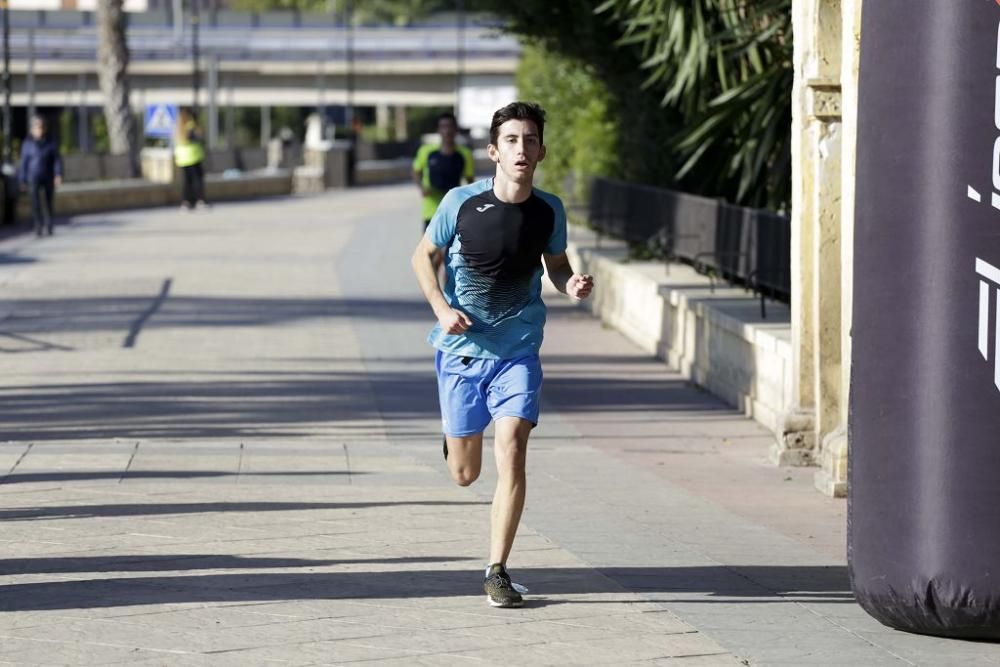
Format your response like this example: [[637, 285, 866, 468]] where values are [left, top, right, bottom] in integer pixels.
[[412, 112, 475, 232], [411, 102, 594, 608]]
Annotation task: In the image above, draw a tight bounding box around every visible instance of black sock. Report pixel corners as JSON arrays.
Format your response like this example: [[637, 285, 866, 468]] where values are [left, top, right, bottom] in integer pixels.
[[486, 563, 506, 579]]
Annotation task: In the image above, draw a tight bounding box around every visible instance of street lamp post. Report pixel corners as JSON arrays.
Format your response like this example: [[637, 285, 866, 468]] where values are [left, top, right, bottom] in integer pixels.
[[191, 0, 200, 113], [0, 0, 14, 226], [1, 0, 12, 168], [456, 0, 464, 123], [345, 0, 354, 133]]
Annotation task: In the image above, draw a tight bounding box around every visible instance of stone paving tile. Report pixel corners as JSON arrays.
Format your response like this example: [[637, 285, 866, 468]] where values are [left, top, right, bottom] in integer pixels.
[[645, 657, 744, 667], [447, 633, 737, 665], [852, 630, 1000, 666], [0, 636, 183, 666], [195, 636, 436, 664], [1, 613, 401, 655], [319, 656, 489, 667]]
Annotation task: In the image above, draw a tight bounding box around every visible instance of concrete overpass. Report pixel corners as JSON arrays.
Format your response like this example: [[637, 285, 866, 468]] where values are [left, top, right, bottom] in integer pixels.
[[8, 10, 520, 129]]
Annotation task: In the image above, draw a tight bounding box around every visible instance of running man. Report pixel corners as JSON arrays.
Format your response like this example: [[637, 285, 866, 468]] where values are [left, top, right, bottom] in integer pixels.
[[411, 102, 594, 608], [412, 112, 475, 233]]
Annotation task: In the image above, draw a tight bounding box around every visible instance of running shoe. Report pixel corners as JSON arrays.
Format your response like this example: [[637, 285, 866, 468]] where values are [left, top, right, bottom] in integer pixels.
[[484, 563, 523, 608]]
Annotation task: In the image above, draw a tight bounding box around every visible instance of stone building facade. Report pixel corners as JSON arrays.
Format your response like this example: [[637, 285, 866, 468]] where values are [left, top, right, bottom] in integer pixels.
[[771, 0, 862, 498]]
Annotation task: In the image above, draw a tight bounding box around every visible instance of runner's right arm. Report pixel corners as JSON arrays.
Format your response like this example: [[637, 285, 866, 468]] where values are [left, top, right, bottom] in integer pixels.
[[412, 145, 429, 196], [413, 169, 427, 196], [411, 235, 471, 335]]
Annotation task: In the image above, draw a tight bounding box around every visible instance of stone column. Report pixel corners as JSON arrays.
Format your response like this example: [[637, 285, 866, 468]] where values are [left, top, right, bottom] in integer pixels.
[[207, 56, 219, 149], [772, 0, 824, 465], [394, 106, 408, 141], [375, 103, 391, 139], [774, 0, 849, 474], [815, 0, 862, 498], [261, 105, 271, 148], [810, 76, 842, 443], [224, 80, 235, 149]]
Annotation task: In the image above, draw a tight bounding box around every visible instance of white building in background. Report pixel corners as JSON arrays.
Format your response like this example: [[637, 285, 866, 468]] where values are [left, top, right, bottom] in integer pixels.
[[458, 75, 517, 139], [10, 0, 149, 10]]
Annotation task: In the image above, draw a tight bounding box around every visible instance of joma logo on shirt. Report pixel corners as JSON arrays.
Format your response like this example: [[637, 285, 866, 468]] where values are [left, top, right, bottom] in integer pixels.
[[476, 204, 495, 213]]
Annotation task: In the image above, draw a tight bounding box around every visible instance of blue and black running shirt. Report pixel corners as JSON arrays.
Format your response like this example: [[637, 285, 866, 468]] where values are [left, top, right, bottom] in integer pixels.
[[426, 178, 568, 360]]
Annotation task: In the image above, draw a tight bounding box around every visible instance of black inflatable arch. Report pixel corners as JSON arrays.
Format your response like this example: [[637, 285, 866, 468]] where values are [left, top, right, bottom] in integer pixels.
[[851, 0, 1000, 639]]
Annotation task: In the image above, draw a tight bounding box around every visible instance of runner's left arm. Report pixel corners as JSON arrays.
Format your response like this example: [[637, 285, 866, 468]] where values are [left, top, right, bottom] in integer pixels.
[[541, 194, 593, 300], [544, 253, 594, 300]]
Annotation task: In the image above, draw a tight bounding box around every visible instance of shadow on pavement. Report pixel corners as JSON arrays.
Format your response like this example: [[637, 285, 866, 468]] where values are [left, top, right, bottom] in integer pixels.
[[0, 372, 728, 442], [0, 565, 854, 612], [0, 470, 363, 484], [0, 370, 733, 442], [0, 331, 75, 353], [0, 555, 477, 576], [0, 295, 434, 337], [0, 372, 437, 441], [0, 500, 488, 521], [0, 253, 36, 265]]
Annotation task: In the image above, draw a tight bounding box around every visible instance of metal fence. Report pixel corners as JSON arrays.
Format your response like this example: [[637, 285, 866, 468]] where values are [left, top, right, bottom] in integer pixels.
[[587, 177, 791, 316]]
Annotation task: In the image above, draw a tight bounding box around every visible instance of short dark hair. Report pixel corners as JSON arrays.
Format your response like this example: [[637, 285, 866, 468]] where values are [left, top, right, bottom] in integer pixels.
[[489, 102, 546, 146], [437, 111, 458, 126]]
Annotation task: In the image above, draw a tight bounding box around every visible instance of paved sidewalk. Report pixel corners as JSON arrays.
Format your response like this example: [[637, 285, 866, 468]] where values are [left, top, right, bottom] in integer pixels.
[[1, 186, 998, 665]]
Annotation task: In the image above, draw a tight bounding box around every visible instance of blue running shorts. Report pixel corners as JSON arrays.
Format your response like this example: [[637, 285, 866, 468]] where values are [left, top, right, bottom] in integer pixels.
[[435, 351, 542, 437]]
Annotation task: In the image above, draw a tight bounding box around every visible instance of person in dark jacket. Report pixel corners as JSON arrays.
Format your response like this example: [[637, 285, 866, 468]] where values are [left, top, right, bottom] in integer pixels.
[[17, 115, 63, 237]]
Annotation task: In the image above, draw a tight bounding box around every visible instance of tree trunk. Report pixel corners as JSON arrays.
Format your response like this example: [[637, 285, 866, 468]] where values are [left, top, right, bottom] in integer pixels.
[[97, 0, 139, 177]]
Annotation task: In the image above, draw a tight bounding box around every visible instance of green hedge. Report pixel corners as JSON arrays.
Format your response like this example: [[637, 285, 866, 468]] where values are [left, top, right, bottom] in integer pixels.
[[515, 44, 619, 208]]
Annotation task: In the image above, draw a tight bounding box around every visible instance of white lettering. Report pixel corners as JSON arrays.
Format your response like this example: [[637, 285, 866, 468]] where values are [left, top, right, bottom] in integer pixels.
[[995, 74, 1000, 129], [992, 135, 1000, 193], [995, 20, 1000, 69], [975, 259, 1000, 391]]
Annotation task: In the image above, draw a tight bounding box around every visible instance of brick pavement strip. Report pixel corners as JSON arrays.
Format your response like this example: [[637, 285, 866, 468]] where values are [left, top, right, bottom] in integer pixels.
[[0, 187, 997, 665]]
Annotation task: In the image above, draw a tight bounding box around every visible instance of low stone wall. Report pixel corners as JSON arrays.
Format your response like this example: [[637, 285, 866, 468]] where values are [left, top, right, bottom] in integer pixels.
[[205, 171, 292, 202], [566, 225, 793, 436], [16, 169, 293, 219], [62, 153, 136, 183], [355, 158, 411, 186], [353, 152, 495, 186], [22, 179, 175, 216]]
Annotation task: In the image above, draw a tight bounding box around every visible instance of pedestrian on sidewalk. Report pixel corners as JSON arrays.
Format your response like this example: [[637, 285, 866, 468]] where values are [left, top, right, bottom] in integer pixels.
[[17, 114, 63, 237], [411, 102, 594, 608], [174, 108, 209, 211]]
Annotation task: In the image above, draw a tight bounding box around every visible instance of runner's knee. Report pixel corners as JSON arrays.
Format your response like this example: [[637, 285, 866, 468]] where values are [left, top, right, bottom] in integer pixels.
[[451, 465, 480, 486], [495, 438, 527, 477]]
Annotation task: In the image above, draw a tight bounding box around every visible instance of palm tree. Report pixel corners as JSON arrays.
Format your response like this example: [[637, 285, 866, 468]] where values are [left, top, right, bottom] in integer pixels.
[[596, 0, 793, 210], [96, 0, 139, 176]]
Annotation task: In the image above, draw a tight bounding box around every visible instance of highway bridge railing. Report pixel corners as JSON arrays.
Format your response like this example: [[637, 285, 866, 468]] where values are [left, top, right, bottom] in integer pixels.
[[9, 10, 519, 63]]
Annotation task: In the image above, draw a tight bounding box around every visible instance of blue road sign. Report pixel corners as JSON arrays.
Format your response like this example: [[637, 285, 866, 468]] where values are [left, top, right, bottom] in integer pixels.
[[144, 104, 178, 139]]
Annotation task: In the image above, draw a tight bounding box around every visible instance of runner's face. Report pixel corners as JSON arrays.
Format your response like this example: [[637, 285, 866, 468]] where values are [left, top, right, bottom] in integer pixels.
[[30, 119, 44, 139], [490, 119, 545, 184], [438, 118, 457, 143]]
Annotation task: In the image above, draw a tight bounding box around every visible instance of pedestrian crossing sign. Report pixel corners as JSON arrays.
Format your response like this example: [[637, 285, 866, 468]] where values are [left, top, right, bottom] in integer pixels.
[[144, 104, 178, 139]]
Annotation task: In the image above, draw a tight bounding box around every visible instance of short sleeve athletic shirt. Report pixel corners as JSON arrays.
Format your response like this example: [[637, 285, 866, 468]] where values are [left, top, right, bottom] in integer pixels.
[[412, 143, 475, 221], [426, 178, 569, 360]]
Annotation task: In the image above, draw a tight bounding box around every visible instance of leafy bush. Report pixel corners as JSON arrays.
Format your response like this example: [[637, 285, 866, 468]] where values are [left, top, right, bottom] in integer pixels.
[[597, 0, 792, 211], [515, 44, 619, 207]]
